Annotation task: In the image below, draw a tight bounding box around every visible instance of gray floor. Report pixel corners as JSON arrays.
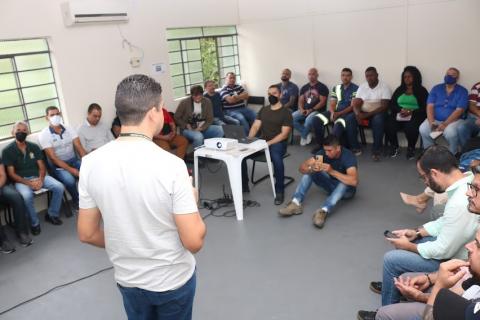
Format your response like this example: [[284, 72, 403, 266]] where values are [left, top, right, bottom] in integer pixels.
[[0, 144, 430, 320]]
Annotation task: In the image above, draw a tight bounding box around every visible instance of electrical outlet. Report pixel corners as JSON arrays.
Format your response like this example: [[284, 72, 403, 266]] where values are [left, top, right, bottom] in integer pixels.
[[130, 57, 141, 68]]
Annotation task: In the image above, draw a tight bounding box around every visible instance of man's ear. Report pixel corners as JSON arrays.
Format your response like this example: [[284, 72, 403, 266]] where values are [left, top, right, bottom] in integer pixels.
[[429, 168, 440, 179]]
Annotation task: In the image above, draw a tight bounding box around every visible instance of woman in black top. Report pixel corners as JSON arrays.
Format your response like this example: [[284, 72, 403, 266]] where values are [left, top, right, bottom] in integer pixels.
[[385, 66, 428, 159]]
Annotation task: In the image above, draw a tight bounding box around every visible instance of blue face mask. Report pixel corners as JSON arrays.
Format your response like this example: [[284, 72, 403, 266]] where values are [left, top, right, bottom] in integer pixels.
[[444, 74, 457, 85]]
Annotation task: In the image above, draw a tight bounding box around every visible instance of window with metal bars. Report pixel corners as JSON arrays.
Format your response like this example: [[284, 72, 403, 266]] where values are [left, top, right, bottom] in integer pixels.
[[0, 38, 61, 140], [166, 26, 241, 99]]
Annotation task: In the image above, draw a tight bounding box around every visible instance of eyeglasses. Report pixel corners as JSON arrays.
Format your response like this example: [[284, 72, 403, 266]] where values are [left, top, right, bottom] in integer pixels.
[[467, 183, 480, 197]]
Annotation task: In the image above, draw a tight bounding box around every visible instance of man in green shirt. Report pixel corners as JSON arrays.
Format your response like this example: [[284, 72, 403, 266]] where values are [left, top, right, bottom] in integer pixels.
[[2, 121, 65, 236]]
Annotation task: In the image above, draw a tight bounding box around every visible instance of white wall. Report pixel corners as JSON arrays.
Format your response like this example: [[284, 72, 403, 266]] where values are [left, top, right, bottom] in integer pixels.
[[238, 0, 480, 97], [0, 0, 239, 132]]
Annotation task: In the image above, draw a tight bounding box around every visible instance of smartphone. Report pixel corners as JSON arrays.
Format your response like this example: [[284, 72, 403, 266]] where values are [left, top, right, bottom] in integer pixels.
[[315, 155, 323, 163], [384, 230, 399, 239]]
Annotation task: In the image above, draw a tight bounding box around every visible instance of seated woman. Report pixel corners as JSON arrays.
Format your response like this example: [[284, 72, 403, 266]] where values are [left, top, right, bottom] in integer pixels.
[[241, 85, 293, 205], [385, 66, 428, 160]]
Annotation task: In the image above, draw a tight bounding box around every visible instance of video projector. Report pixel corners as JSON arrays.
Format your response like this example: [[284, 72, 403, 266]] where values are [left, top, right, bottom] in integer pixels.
[[204, 138, 238, 151]]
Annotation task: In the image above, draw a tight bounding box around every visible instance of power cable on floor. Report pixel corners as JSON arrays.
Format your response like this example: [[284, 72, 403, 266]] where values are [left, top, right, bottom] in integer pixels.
[[0, 266, 113, 316]]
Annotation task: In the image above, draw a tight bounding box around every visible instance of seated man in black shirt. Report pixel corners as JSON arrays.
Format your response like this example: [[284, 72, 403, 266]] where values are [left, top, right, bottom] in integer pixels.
[[241, 85, 293, 205]]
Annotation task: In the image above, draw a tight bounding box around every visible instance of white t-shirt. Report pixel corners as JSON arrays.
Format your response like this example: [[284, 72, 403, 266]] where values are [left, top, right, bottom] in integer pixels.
[[78, 138, 198, 292], [77, 120, 114, 153], [356, 81, 392, 112], [38, 125, 78, 161]]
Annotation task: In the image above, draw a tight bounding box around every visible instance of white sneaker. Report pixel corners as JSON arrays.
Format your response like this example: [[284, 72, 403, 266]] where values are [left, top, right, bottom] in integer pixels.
[[305, 133, 312, 145], [300, 137, 307, 146]]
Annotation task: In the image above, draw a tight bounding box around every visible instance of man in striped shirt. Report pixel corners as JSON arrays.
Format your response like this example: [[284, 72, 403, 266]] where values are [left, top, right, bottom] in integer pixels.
[[458, 81, 480, 151], [219, 72, 255, 134]]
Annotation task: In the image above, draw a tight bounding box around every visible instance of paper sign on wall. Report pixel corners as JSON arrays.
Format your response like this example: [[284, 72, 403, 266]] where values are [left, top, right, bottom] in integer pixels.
[[152, 63, 166, 75]]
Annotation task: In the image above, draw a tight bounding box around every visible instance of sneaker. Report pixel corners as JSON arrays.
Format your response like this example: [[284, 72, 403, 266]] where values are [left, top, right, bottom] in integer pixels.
[[31, 225, 41, 236], [406, 148, 415, 160], [305, 133, 313, 145], [369, 281, 382, 294], [390, 147, 400, 158], [278, 201, 303, 217], [17, 233, 33, 247], [357, 310, 377, 320], [312, 209, 327, 228], [45, 215, 63, 225], [274, 193, 284, 206], [0, 240, 15, 254], [352, 149, 362, 156], [300, 137, 307, 146]]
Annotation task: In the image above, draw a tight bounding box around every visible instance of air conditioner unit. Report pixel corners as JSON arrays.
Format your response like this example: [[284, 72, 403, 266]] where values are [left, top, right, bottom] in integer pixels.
[[61, 0, 129, 26]]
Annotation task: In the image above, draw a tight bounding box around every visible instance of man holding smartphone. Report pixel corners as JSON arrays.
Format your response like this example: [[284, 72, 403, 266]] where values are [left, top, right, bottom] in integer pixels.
[[279, 135, 358, 228], [77, 75, 206, 320]]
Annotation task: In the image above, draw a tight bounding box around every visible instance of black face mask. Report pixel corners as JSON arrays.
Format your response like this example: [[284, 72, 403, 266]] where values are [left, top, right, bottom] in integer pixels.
[[268, 95, 279, 105], [15, 132, 27, 142]]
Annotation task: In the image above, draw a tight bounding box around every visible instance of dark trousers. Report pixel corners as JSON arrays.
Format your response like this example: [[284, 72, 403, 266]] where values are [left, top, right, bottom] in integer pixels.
[[0, 184, 29, 235], [117, 272, 196, 320], [385, 114, 424, 149], [242, 141, 287, 193], [312, 111, 360, 149], [367, 112, 386, 154]]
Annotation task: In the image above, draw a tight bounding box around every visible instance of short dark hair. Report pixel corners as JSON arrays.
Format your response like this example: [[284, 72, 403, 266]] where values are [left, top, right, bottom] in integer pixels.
[[268, 84, 280, 92], [45, 106, 59, 115], [365, 66, 377, 74], [417, 145, 458, 174], [88, 103, 102, 113], [190, 85, 204, 96], [114, 74, 162, 126], [341, 68, 352, 74], [322, 134, 340, 147], [204, 80, 215, 87]]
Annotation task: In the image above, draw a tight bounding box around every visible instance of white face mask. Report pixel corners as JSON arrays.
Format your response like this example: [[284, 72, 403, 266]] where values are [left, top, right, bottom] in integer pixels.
[[49, 115, 63, 126]]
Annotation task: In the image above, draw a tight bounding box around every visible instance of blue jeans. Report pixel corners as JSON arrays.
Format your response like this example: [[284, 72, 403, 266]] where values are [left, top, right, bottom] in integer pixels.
[[182, 125, 224, 149], [367, 112, 386, 154], [458, 113, 480, 151], [0, 184, 29, 234], [292, 171, 355, 213], [382, 236, 441, 306], [292, 110, 319, 139], [49, 157, 81, 207], [419, 118, 464, 154], [117, 272, 196, 320], [15, 176, 65, 227], [225, 108, 256, 135]]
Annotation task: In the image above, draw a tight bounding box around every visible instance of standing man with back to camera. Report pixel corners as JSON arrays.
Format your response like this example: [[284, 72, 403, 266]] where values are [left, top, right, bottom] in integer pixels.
[[77, 74, 206, 320]]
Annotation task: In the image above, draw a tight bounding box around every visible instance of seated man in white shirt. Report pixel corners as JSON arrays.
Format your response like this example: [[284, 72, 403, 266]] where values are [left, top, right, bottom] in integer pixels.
[[38, 106, 86, 211], [77, 103, 114, 153]]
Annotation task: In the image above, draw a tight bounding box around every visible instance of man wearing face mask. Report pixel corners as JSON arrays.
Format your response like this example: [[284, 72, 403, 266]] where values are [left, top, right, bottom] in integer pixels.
[[419, 67, 469, 154], [38, 106, 86, 212], [2, 121, 65, 235], [241, 85, 293, 203], [276, 68, 299, 112]]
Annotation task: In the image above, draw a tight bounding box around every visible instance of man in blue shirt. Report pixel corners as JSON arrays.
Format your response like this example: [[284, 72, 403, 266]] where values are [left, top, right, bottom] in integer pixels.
[[278, 135, 358, 229], [419, 67, 469, 154], [276, 68, 299, 112], [203, 80, 240, 126], [311, 68, 360, 154]]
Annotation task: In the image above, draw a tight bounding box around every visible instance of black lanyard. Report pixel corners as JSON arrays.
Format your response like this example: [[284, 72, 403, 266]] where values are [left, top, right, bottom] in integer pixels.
[[119, 133, 152, 141]]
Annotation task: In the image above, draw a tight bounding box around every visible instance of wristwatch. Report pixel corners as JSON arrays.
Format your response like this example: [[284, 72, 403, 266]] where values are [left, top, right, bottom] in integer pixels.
[[415, 228, 423, 240]]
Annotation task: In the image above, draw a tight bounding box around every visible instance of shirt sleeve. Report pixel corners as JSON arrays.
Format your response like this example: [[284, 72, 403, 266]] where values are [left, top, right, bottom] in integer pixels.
[[355, 84, 365, 100], [381, 83, 392, 100], [427, 86, 438, 105], [37, 130, 52, 150], [330, 86, 338, 100], [256, 107, 264, 120], [458, 87, 469, 109], [172, 162, 199, 215], [300, 85, 308, 96], [318, 83, 329, 97], [32, 144, 44, 160], [78, 157, 97, 209], [1, 148, 13, 167], [469, 84, 479, 103], [67, 126, 78, 139], [292, 84, 299, 96], [219, 88, 229, 103], [282, 109, 293, 127]]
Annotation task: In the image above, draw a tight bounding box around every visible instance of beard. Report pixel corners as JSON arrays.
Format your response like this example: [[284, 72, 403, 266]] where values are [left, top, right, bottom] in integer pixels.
[[281, 76, 288, 81], [427, 176, 445, 193], [468, 199, 480, 214]]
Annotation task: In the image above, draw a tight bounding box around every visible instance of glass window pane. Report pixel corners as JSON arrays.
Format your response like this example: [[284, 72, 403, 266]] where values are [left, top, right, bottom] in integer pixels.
[[22, 84, 57, 103], [0, 59, 13, 73], [168, 40, 180, 52], [233, 37, 238, 45], [189, 72, 203, 85], [219, 46, 234, 57], [222, 67, 235, 76], [174, 87, 186, 99], [234, 56, 239, 65], [19, 69, 54, 87], [187, 50, 201, 61], [28, 117, 46, 133], [170, 63, 183, 76], [188, 61, 202, 73], [172, 75, 185, 88], [168, 52, 182, 64], [219, 37, 233, 46], [0, 90, 21, 108], [0, 73, 17, 91], [15, 53, 51, 71], [0, 125, 13, 140], [0, 106, 23, 126], [203, 26, 237, 36], [234, 46, 238, 55], [235, 66, 241, 75], [221, 56, 235, 67], [186, 40, 200, 50], [166, 28, 203, 39], [0, 39, 48, 55], [26, 99, 59, 119]]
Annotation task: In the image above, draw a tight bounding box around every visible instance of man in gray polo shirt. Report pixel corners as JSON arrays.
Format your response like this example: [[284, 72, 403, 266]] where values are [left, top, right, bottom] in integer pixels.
[[77, 103, 114, 153]]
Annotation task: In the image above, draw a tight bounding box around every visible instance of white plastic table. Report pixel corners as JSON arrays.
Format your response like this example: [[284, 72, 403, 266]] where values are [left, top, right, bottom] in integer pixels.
[[194, 139, 276, 221]]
